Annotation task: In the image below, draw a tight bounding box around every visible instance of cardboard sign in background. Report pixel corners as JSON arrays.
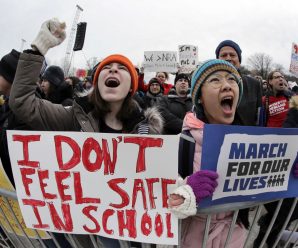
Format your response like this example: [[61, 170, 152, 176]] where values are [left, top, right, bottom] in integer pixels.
[[290, 42, 298, 75], [178, 45, 198, 73], [143, 51, 178, 72]]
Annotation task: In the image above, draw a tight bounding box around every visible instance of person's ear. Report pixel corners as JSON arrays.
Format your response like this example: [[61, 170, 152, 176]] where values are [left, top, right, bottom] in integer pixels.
[[198, 97, 203, 105]]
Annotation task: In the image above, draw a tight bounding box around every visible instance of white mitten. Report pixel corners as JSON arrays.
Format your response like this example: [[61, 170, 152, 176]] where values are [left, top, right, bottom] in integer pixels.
[[31, 18, 66, 55], [170, 185, 197, 219]]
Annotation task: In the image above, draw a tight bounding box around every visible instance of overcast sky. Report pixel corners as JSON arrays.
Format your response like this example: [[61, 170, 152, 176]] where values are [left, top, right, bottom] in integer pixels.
[[1, 0, 298, 74]]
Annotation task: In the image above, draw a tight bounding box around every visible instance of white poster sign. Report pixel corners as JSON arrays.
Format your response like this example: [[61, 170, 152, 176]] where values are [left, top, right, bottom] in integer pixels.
[[143, 51, 178, 72], [289, 42, 298, 75], [7, 131, 179, 245], [178, 45, 198, 73], [213, 133, 296, 200]]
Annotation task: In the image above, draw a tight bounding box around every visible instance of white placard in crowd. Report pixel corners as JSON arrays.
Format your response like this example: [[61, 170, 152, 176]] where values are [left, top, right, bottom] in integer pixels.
[[289, 42, 298, 75], [7, 131, 179, 245], [143, 51, 178, 72], [178, 45, 198, 73]]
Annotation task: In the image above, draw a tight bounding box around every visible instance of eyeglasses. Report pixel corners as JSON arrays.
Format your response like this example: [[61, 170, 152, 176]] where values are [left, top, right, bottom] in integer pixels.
[[272, 75, 284, 80], [205, 73, 239, 88]]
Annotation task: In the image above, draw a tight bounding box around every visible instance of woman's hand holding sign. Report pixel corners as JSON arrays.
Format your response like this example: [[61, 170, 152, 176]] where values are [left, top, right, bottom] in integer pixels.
[[168, 194, 185, 207], [169, 170, 218, 219], [187, 170, 219, 204]]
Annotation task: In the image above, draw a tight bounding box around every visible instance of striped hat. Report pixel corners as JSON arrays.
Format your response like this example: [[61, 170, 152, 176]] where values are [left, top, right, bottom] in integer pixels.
[[190, 59, 243, 109]]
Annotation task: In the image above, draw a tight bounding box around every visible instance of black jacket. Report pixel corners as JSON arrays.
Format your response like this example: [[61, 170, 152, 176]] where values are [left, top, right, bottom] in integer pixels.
[[235, 75, 262, 126], [283, 96, 298, 128], [0, 88, 46, 185], [159, 88, 193, 134], [0, 102, 31, 185], [134, 92, 163, 110]]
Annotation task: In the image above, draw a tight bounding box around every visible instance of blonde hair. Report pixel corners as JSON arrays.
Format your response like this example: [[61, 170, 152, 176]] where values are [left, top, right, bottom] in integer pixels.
[[289, 96, 298, 109]]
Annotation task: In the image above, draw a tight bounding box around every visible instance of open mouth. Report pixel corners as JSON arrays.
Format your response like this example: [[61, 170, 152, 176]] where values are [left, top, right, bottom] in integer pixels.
[[105, 78, 120, 88], [221, 96, 234, 112]]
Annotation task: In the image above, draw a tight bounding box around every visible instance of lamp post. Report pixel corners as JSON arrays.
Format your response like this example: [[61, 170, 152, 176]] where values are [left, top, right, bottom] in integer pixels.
[[20, 39, 26, 52]]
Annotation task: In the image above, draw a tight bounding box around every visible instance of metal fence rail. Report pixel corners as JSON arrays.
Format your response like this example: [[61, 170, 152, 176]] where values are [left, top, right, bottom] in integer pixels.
[[0, 188, 297, 248]]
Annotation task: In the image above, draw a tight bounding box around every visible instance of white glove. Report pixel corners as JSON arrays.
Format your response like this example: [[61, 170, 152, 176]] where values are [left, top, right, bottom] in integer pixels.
[[31, 18, 66, 55], [170, 184, 197, 219]]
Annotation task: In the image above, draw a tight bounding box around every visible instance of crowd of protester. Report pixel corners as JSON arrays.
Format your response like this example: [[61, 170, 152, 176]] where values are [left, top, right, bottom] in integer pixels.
[[0, 17, 298, 248]]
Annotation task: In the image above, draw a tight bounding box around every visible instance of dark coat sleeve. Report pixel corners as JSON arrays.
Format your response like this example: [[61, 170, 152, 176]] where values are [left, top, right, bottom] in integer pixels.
[[283, 107, 298, 128], [9, 53, 75, 131]]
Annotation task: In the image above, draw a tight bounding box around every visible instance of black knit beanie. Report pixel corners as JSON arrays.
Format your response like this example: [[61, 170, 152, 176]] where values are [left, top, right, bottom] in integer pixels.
[[215, 40, 242, 63], [0, 49, 20, 84], [174, 73, 191, 86], [42, 65, 65, 87]]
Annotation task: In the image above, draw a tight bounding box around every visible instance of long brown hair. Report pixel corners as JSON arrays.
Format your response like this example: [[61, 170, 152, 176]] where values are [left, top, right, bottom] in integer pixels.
[[267, 70, 283, 82]]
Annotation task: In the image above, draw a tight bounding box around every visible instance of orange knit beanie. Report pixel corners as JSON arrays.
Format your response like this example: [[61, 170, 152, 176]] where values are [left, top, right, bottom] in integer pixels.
[[93, 54, 138, 95]]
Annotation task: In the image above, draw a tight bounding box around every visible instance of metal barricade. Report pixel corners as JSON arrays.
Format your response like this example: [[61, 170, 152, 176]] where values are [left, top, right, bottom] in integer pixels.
[[196, 199, 298, 248], [0, 187, 298, 248], [0, 188, 101, 248]]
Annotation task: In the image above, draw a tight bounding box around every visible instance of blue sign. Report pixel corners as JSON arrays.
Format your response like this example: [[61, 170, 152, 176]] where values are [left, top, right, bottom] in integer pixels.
[[199, 124, 298, 209]]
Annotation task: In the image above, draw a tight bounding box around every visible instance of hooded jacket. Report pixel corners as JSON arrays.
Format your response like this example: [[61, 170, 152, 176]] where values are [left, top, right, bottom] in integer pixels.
[[175, 112, 248, 248]]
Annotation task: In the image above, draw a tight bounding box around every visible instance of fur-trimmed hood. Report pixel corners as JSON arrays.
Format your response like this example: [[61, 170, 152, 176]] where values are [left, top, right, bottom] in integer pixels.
[[74, 97, 164, 134], [134, 106, 164, 134]]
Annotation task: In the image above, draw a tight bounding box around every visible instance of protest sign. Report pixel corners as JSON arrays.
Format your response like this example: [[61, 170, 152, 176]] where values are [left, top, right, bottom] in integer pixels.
[[0, 159, 49, 239], [76, 68, 87, 79], [198, 124, 298, 209], [178, 45, 198, 73], [143, 51, 178, 72], [289, 42, 298, 75], [7, 131, 179, 245]]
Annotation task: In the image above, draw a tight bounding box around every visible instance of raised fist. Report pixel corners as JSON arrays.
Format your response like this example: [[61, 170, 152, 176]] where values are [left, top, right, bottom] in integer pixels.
[[31, 18, 66, 55]]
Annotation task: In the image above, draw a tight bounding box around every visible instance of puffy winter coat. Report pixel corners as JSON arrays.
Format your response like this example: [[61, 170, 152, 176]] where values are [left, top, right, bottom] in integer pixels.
[[177, 112, 248, 248]]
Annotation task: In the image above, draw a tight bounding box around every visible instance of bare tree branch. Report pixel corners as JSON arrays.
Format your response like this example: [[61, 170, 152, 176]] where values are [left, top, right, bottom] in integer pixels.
[[247, 53, 273, 79]]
